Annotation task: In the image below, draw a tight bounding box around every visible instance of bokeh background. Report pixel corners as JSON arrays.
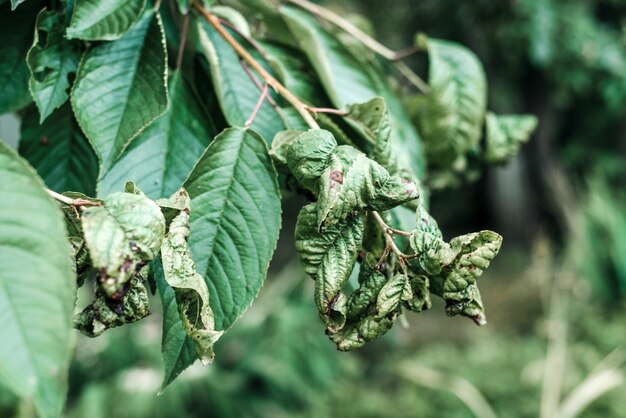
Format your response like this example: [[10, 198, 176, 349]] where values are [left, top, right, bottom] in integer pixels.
[[3, 0, 626, 416]]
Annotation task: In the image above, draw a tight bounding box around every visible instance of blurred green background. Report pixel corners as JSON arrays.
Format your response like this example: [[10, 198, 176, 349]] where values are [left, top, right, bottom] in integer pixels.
[[4, 0, 626, 416]]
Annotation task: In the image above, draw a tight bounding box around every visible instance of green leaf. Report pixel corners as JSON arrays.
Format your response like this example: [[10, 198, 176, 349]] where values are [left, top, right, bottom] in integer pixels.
[[159, 189, 223, 365], [11, 0, 28, 9], [429, 231, 502, 324], [280, 6, 425, 179], [98, 71, 217, 199], [413, 35, 487, 167], [295, 203, 363, 330], [0, 140, 75, 418], [71, 10, 168, 174], [19, 103, 98, 195], [196, 19, 286, 142], [66, 0, 147, 41], [375, 273, 411, 320], [346, 256, 386, 320], [316, 145, 419, 230], [484, 112, 538, 163], [27, 8, 81, 122], [184, 127, 282, 331], [155, 257, 198, 392], [283, 129, 419, 230], [80, 192, 165, 299], [403, 274, 431, 313], [0, 1, 39, 113]]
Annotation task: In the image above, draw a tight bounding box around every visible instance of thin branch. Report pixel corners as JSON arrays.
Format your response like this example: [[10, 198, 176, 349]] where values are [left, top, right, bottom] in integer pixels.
[[217, 17, 271, 62], [285, 0, 408, 61], [306, 106, 347, 118], [285, 0, 429, 94], [245, 83, 269, 127], [176, 13, 190, 70], [372, 211, 414, 261], [46, 189, 100, 207], [153, 0, 163, 11], [193, 2, 320, 129]]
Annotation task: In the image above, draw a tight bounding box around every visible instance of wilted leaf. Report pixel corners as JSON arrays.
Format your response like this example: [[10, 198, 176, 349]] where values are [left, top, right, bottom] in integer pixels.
[[484, 112, 538, 163]]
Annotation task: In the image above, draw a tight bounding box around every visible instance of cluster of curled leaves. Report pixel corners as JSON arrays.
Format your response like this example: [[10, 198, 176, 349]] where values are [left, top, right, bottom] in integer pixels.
[[0, 0, 533, 417], [272, 124, 502, 350]]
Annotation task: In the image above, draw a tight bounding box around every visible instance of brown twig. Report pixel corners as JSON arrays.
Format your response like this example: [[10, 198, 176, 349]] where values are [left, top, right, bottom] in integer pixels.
[[46, 189, 100, 208], [193, 1, 320, 129], [176, 13, 190, 70], [245, 83, 270, 127]]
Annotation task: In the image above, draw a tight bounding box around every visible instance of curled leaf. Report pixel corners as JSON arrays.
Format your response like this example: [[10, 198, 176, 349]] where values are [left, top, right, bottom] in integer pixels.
[[160, 189, 223, 364], [484, 112, 538, 164], [295, 203, 363, 330], [375, 273, 411, 320]]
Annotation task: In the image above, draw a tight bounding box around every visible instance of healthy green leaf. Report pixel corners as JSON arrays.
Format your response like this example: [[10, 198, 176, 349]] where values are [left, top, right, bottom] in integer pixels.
[[412, 35, 487, 167], [0, 1, 39, 113], [280, 6, 425, 179], [484, 112, 538, 163], [66, 0, 147, 41], [196, 19, 286, 142], [27, 8, 81, 122], [98, 71, 216, 199], [19, 104, 98, 195], [184, 127, 282, 331], [71, 10, 168, 174], [0, 140, 75, 418], [295, 203, 363, 330], [154, 257, 198, 392], [159, 189, 223, 365]]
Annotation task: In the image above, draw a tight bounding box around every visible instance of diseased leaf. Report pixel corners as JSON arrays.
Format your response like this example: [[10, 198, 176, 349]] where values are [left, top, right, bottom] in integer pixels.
[[184, 127, 281, 331], [27, 8, 81, 122], [484, 112, 538, 163], [159, 189, 223, 365], [412, 35, 487, 167], [346, 255, 386, 320], [285, 129, 337, 192], [98, 71, 216, 199], [80, 192, 165, 299], [428, 230, 502, 324], [74, 274, 151, 337], [71, 10, 168, 174], [316, 144, 419, 230], [196, 18, 286, 142], [375, 273, 411, 320], [19, 103, 98, 195], [403, 274, 431, 313], [295, 203, 363, 330], [409, 205, 446, 275], [66, 0, 147, 41], [0, 140, 75, 418], [0, 1, 39, 113]]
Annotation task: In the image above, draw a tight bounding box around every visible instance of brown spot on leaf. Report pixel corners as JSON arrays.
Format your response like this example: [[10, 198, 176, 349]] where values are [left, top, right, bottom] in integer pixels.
[[329, 170, 343, 184]]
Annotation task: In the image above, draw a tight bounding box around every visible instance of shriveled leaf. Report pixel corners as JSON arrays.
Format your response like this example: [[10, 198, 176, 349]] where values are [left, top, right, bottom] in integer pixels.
[[71, 10, 168, 174], [0, 1, 39, 113], [74, 274, 150, 337], [80, 192, 165, 298], [0, 141, 75, 418], [484, 112, 538, 163], [429, 231, 502, 324], [409, 205, 446, 275], [375, 273, 411, 319], [27, 8, 81, 122], [295, 203, 363, 330], [19, 104, 98, 195], [98, 71, 216, 199], [403, 274, 431, 313], [285, 129, 337, 192], [184, 127, 281, 331], [196, 19, 286, 142], [316, 145, 419, 230], [159, 189, 223, 365], [346, 256, 386, 320], [412, 35, 487, 167], [66, 0, 147, 41]]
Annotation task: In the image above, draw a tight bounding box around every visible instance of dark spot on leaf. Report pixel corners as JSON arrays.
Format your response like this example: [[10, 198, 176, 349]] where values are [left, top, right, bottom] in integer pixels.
[[329, 170, 343, 184], [40, 136, 48, 145]]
